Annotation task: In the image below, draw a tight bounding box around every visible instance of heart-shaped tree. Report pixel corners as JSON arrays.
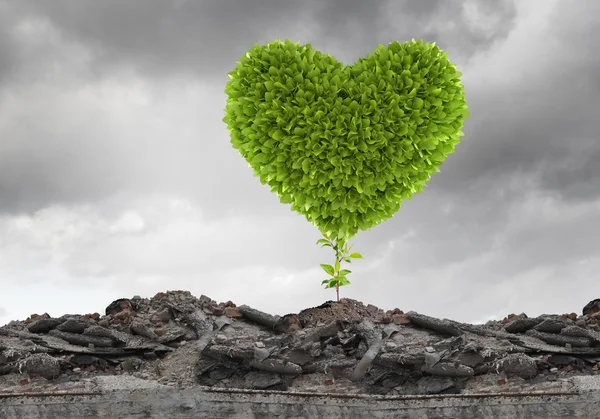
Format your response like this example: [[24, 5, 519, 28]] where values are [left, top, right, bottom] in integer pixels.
[[224, 39, 469, 300]]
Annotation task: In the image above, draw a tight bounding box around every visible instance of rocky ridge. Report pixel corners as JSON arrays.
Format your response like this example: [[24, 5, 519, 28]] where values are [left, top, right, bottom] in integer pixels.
[[2, 291, 600, 396]]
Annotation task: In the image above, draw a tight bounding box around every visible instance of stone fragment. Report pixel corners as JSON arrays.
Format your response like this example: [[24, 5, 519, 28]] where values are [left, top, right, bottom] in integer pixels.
[[21, 353, 61, 379], [199, 295, 212, 304], [525, 329, 591, 347], [214, 317, 232, 331], [376, 352, 425, 368], [366, 304, 380, 313], [287, 348, 313, 366], [504, 318, 542, 334], [503, 313, 528, 324], [534, 319, 569, 334], [299, 322, 340, 349], [84, 313, 101, 321], [224, 307, 243, 318], [583, 299, 600, 316], [424, 351, 442, 369], [374, 371, 408, 388], [48, 329, 114, 347], [417, 376, 455, 394], [157, 325, 188, 344], [105, 298, 135, 316], [27, 318, 65, 334], [457, 351, 485, 368], [392, 314, 411, 326], [207, 305, 224, 316], [351, 337, 383, 381], [500, 353, 538, 379], [83, 325, 127, 345], [249, 359, 302, 375], [273, 314, 303, 334], [243, 371, 284, 390], [57, 319, 89, 334], [405, 312, 462, 336], [70, 354, 108, 368], [561, 325, 591, 338], [238, 305, 280, 329], [24, 313, 51, 324], [421, 362, 474, 377], [130, 320, 158, 340], [203, 344, 255, 361]]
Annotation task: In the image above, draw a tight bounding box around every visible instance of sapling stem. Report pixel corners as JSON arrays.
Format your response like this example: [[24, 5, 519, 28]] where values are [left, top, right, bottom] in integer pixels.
[[318, 233, 363, 301]]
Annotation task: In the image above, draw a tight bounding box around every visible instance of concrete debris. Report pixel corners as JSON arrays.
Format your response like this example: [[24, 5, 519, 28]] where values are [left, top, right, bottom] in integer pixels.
[[2, 292, 600, 396]]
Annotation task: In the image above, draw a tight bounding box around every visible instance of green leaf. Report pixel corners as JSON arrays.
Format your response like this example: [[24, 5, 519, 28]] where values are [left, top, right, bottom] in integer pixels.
[[334, 259, 340, 273], [328, 278, 338, 288], [316, 239, 331, 247], [338, 277, 351, 286], [349, 252, 363, 259], [320, 264, 335, 276], [339, 269, 352, 276]]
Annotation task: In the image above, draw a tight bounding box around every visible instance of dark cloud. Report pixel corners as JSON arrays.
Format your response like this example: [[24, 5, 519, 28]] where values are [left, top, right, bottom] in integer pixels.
[[0, 0, 599, 322], [0, 0, 518, 84]]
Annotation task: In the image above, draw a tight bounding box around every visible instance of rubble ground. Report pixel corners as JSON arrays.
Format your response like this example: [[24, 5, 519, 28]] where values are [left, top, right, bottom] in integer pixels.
[[2, 291, 600, 396]]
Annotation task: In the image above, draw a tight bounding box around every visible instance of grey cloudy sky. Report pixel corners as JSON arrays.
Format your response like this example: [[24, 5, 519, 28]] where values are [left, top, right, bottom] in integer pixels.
[[1, 0, 599, 326]]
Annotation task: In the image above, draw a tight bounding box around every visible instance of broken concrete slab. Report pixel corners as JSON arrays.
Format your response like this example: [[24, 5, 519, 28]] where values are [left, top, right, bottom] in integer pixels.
[[405, 312, 463, 336]]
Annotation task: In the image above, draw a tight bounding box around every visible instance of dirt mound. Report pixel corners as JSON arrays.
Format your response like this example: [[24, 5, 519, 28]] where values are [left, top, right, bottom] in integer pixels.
[[297, 299, 386, 327]]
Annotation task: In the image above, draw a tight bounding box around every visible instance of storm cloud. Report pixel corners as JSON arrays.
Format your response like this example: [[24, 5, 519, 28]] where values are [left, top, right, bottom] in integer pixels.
[[0, 0, 598, 325]]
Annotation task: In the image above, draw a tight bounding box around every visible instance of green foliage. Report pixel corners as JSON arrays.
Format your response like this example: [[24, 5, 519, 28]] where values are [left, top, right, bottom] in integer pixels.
[[318, 233, 362, 301], [223, 39, 469, 241]]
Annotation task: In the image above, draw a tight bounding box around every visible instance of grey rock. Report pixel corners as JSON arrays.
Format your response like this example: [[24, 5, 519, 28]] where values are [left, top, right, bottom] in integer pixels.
[[351, 337, 384, 381], [583, 299, 600, 316], [243, 371, 283, 390], [526, 329, 591, 347], [21, 353, 61, 379], [376, 372, 408, 388], [157, 325, 189, 344], [249, 359, 301, 375], [57, 319, 89, 334], [83, 325, 127, 345], [376, 352, 425, 368], [253, 347, 271, 363], [457, 351, 485, 368], [238, 305, 280, 329], [405, 312, 462, 336], [299, 322, 340, 349], [27, 318, 65, 334], [70, 354, 108, 368], [48, 329, 114, 347], [417, 376, 455, 394], [130, 321, 158, 340], [504, 318, 542, 334], [500, 353, 538, 379], [561, 325, 591, 338], [214, 317, 232, 331], [421, 362, 474, 377], [534, 319, 568, 334], [203, 344, 255, 361], [424, 352, 442, 368], [287, 348, 313, 366], [310, 358, 357, 373], [0, 363, 14, 375], [157, 308, 172, 323]]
